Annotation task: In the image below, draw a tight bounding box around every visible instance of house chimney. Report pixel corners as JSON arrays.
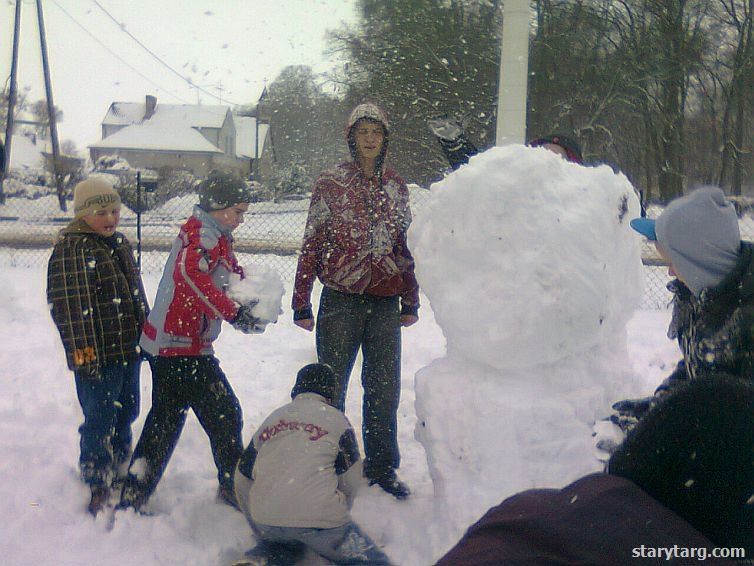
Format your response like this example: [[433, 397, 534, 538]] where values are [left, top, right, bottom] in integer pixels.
[[144, 95, 157, 120]]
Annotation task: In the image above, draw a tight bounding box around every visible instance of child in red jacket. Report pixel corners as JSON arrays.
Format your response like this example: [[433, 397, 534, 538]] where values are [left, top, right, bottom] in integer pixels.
[[119, 170, 260, 512]]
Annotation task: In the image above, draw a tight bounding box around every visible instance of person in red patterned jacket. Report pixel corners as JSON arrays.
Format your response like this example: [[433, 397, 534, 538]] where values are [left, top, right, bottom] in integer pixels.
[[118, 170, 261, 512], [292, 102, 420, 500]]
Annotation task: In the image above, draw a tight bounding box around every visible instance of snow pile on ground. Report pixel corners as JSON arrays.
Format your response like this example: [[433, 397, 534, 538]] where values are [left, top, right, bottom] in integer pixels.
[[229, 264, 285, 324], [409, 145, 646, 551]]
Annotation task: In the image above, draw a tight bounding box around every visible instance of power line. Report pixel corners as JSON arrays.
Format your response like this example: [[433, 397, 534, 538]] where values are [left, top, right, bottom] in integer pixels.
[[91, 0, 240, 106], [49, 0, 192, 103]]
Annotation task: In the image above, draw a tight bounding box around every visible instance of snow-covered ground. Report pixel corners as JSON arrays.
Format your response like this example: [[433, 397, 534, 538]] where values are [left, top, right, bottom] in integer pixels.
[[0, 257, 675, 566], [0, 147, 682, 565]]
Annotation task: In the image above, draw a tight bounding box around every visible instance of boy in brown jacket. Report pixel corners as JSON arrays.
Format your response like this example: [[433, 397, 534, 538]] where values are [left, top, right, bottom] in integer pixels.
[[47, 177, 149, 515]]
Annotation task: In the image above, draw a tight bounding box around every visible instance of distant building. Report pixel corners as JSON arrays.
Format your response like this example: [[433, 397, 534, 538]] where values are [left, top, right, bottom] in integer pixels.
[[89, 95, 274, 178], [2, 113, 83, 177], [234, 113, 275, 182]]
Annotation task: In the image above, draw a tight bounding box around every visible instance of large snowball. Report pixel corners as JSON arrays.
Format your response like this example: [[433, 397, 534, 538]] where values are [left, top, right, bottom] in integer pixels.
[[228, 264, 284, 324], [409, 145, 643, 371]]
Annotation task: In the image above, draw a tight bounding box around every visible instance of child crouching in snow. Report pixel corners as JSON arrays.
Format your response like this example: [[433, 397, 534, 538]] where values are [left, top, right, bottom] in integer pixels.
[[118, 170, 263, 512], [234, 363, 391, 565], [47, 178, 149, 516]]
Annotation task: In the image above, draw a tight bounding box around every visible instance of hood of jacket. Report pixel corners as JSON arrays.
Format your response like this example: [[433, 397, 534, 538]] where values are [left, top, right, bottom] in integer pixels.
[[345, 102, 390, 166]]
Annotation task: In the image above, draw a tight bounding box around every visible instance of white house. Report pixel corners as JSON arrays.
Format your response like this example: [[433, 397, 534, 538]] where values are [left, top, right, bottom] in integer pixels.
[[89, 95, 272, 178]]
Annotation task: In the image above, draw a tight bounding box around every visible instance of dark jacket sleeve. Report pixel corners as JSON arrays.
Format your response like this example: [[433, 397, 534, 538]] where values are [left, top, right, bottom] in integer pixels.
[[47, 237, 101, 375], [335, 427, 360, 475], [436, 474, 732, 566], [394, 179, 420, 312], [335, 424, 363, 507], [237, 441, 258, 480], [437, 134, 478, 171], [119, 236, 150, 321]]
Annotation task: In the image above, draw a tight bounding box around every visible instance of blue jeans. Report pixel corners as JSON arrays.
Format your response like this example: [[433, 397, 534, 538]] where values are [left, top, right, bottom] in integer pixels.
[[248, 522, 391, 565], [74, 360, 140, 486], [315, 287, 402, 479]]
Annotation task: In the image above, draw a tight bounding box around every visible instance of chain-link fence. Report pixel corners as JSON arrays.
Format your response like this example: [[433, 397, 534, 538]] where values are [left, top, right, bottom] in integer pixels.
[[2, 179, 753, 310], [0, 178, 434, 280]]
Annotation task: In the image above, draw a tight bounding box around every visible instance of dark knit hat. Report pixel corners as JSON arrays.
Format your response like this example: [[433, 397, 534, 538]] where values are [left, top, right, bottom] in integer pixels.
[[529, 133, 583, 164], [291, 363, 338, 403], [198, 170, 252, 211], [608, 375, 754, 554]]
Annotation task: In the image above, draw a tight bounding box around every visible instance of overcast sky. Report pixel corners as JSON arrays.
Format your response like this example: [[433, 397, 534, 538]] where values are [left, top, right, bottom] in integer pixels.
[[1, 0, 356, 150]]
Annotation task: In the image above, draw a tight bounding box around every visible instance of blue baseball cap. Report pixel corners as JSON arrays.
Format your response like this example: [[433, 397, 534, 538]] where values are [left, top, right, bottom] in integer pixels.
[[630, 218, 657, 241]]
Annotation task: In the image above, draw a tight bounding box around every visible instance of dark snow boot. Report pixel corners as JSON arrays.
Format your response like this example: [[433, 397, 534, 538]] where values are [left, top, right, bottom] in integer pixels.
[[117, 476, 149, 512], [239, 540, 306, 566], [217, 484, 240, 511], [369, 470, 410, 500], [88, 485, 110, 516]]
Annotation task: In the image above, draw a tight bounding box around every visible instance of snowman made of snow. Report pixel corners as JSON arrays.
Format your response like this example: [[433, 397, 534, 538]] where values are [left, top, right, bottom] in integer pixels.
[[408, 144, 645, 538]]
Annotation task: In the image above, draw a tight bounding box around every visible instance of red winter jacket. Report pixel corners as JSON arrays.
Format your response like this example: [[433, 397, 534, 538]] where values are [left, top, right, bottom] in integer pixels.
[[141, 206, 243, 356], [292, 161, 419, 314]]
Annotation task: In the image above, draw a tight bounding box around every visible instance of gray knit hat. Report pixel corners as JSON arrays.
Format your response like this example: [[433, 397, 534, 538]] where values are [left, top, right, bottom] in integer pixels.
[[655, 186, 740, 296], [198, 170, 252, 211]]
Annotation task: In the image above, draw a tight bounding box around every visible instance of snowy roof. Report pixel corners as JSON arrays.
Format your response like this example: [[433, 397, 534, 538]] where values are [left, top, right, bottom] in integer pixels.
[[92, 100, 234, 153], [6, 134, 45, 170], [235, 116, 269, 159], [89, 121, 223, 153], [102, 102, 230, 129]]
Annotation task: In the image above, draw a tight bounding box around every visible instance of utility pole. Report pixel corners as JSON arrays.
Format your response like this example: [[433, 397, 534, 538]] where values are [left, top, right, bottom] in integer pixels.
[[36, 0, 66, 211], [1, 0, 23, 205], [496, 0, 531, 146]]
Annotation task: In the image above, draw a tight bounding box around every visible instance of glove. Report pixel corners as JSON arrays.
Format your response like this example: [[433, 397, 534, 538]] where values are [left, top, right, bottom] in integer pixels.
[[609, 395, 659, 433], [427, 116, 464, 141], [232, 304, 265, 334], [611, 395, 657, 419]]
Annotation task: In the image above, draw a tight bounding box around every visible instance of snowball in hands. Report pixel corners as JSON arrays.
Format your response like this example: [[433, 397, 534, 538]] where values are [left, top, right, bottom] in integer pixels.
[[228, 265, 284, 332]]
